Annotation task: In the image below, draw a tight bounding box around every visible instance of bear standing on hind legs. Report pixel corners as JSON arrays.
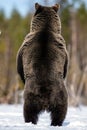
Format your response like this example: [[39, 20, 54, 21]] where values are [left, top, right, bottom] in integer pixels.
[[16, 3, 68, 126]]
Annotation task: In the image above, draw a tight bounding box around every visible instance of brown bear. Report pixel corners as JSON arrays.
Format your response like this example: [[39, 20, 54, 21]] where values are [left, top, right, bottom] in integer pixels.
[[16, 3, 68, 126]]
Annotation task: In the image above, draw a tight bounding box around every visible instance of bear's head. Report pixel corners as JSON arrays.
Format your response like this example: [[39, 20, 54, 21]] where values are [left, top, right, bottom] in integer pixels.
[[30, 3, 61, 34]]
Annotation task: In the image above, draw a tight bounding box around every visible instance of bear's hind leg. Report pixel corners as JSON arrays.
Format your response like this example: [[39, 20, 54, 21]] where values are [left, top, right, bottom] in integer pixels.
[[49, 86, 68, 126], [23, 94, 42, 124], [50, 104, 67, 126], [24, 102, 38, 124]]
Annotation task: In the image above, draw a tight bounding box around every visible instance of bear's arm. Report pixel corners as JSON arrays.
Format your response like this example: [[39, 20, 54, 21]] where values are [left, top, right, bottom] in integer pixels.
[[63, 53, 68, 79], [16, 32, 34, 83], [16, 49, 25, 84]]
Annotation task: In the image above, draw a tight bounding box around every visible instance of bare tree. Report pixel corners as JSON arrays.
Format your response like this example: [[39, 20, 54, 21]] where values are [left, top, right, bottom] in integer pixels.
[[67, 8, 81, 106]]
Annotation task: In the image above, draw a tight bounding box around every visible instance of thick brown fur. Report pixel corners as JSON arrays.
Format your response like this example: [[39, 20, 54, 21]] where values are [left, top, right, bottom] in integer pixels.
[[16, 3, 68, 126]]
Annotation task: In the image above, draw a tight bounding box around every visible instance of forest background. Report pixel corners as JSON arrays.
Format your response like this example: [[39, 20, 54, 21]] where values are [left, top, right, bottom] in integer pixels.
[[0, 0, 87, 106]]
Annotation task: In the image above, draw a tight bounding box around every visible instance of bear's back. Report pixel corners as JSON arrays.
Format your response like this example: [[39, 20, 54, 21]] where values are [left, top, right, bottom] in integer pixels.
[[22, 30, 66, 81]]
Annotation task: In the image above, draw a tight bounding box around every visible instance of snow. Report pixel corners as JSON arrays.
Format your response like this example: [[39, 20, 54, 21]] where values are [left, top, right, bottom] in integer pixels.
[[0, 104, 87, 130]]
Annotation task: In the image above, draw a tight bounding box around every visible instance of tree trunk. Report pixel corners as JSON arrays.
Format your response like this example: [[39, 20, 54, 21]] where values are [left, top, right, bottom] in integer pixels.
[[68, 9, 80, 106], [3, 34, 12, 96]]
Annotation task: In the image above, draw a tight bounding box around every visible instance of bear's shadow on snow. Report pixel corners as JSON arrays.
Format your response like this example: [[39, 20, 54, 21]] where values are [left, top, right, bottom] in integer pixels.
[[63, 121, 70, 126]]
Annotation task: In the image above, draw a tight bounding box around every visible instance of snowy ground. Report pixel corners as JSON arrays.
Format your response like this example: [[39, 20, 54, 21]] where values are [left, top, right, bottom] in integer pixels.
[[0, 104, 87, 130]]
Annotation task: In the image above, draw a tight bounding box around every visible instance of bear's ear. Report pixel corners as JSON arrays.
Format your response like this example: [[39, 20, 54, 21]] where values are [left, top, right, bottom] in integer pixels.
[[52, 4, 60, 12], [35, 3, 43, 15], [35, 3, 40, 10]]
